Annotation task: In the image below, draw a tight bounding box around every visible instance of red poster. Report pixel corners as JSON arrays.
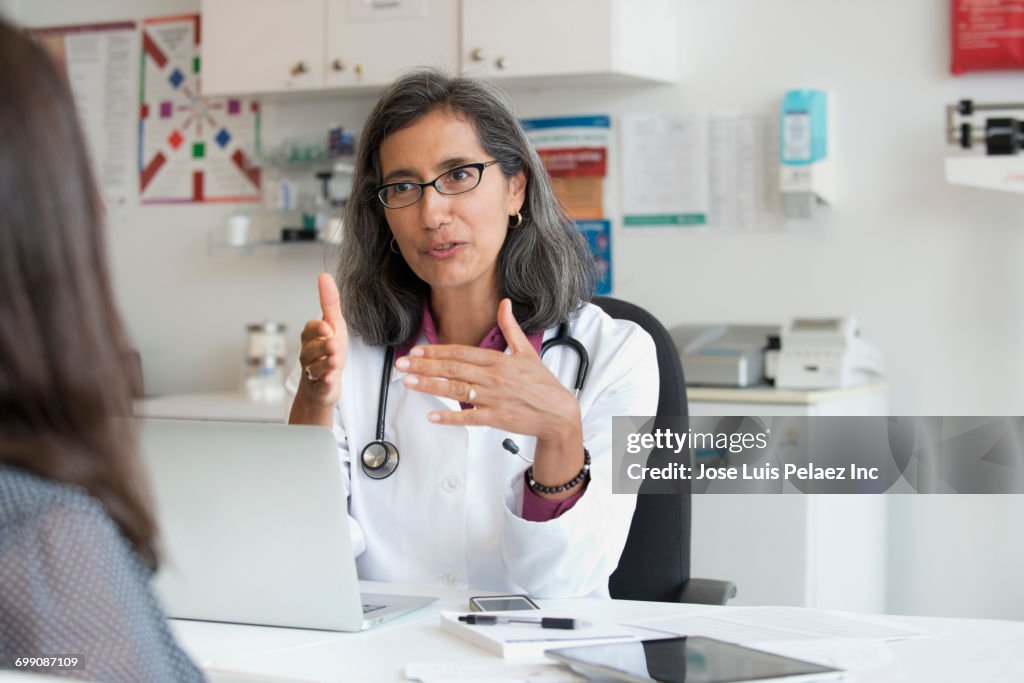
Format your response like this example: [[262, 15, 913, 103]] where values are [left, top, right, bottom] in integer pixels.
[[951, 0, 1024, 75], [536, 148, 607, 178]]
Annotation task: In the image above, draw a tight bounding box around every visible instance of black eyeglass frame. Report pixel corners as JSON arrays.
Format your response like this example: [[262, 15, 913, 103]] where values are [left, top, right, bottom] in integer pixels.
[[375, 160, 501, 209]]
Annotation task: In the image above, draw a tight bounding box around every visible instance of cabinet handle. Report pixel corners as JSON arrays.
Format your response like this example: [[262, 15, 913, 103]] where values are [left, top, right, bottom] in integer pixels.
[[331, 59, 346, 72], [354, 64, 363, 76], [470, 47, 485, 62], [291, 61, 308, 77], [495, 56, 507, 70]]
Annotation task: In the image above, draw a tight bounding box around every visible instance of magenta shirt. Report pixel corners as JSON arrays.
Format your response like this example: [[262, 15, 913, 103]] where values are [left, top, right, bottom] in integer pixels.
[[395, 302, 586, 522]]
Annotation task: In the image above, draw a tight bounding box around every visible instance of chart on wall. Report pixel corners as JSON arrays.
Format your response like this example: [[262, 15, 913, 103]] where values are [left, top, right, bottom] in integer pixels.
[[139, 14, 261, 204], [32, 22, 138, 212]]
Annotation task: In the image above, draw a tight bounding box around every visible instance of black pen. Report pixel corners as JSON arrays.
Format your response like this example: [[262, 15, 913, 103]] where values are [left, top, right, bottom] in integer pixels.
[[458, 615, 589, 629]]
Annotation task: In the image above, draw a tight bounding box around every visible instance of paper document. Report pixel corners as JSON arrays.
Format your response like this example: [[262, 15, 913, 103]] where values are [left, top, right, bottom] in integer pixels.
[[621, 114, 709, 226], [440, 610, 638, 659], [405, 660, 584, 682], [628, 607, 924, 645], [32, 22, 138, 212], [708, 113, 778, 231]]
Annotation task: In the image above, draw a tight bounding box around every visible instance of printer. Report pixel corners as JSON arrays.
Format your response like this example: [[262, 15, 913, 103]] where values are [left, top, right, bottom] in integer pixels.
[[775, 316, 884, 389], [671, 325, 779, 387]]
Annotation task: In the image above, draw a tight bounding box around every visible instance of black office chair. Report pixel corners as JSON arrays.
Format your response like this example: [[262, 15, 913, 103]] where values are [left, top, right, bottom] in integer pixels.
[[596, 296, 736, 605]]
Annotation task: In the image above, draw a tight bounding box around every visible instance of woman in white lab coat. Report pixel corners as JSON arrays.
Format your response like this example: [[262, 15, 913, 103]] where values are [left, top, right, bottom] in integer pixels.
[[287, 69, 658, 598]]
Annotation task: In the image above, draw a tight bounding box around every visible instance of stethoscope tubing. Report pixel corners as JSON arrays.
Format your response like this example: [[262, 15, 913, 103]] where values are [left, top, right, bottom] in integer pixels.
[[361, 320, 588, 478]]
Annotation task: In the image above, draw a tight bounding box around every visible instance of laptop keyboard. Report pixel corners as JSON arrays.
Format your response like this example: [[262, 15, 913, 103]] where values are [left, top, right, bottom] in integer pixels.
[[362, 603, 386, 614]]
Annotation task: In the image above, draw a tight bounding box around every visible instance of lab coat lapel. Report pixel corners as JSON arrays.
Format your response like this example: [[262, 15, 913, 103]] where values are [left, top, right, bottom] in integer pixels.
[[388, 358, 462, 412]]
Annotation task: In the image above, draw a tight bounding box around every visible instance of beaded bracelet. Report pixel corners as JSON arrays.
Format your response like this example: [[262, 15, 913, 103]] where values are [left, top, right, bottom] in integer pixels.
[[526, 449, 591, 495]]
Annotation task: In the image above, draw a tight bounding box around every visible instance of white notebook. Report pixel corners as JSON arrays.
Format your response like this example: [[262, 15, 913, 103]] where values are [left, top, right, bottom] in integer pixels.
[[439, 610, 639, 659]]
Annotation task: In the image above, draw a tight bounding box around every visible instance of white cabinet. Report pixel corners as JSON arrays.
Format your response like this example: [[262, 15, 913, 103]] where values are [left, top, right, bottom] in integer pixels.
[[201, 0, 677, 96], [203, 0, 457, 95], [461, 0, 676, 85], [687, 383, 890, 613], [202, 0, 325, 95], [324, 0, 458, 89]]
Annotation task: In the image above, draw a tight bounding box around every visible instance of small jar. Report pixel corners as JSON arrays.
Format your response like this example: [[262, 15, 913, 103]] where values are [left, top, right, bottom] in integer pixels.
[[247, 322, 287, 360], [245, 356, 286, 402], [245, 322, 287, 401]]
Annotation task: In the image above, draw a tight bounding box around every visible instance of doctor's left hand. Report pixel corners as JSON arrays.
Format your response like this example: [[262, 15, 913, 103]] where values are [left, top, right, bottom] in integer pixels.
[[395, 298, 584, 456]]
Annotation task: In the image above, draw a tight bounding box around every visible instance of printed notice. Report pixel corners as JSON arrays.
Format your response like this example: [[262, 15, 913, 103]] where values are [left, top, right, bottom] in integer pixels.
[[33, 22, 139, 211], [621, 114, 708, 227], [708, 113, 779, 231]]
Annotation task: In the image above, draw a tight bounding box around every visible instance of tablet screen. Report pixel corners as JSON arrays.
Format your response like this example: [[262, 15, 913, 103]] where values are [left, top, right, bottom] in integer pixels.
[[547, 636, 842, 683]]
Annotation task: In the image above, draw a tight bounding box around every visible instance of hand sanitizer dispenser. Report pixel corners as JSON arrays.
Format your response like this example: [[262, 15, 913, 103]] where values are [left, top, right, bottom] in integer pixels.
[[780, 90, 834, 219]]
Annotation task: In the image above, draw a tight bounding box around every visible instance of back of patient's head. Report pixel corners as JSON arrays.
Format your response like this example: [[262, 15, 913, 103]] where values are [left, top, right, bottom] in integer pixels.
[[0, 18, 156, 567]]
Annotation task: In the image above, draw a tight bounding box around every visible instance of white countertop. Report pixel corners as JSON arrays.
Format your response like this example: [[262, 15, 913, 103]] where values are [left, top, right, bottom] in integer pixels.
[[687, 382, 889, 405]]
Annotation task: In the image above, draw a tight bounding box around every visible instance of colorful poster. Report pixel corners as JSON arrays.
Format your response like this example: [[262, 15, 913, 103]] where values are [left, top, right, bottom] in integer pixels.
[[139, 14, 261, 204], [32, 22, 138, 211], [577, 220, 612, 295], [522, 115, 610, 220]]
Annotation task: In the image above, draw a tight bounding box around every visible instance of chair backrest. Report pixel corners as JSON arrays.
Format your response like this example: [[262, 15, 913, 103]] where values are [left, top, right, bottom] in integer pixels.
[[594, 296, 692, 602]]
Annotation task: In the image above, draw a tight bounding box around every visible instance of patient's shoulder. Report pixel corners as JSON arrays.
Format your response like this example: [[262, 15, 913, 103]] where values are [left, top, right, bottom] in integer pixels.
[[0, 463, 107, 529]]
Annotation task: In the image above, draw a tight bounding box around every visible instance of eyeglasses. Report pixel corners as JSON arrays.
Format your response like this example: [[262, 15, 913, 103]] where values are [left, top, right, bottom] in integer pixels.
[[375, 160, 500, 209]]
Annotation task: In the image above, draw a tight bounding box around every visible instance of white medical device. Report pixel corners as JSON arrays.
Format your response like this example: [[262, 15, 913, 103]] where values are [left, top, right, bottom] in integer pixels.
[[776, 317, 884, 390], [945, 99, 1024, 194], [672, 324, 779, 387]]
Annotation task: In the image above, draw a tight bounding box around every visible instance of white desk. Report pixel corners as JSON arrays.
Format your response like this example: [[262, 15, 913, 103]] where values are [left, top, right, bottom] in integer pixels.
[[171, 582, 1024, 683], [135, 391, 286, 423]]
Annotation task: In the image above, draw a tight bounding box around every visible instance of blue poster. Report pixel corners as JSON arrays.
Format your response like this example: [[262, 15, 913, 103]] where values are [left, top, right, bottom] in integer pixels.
[[577, 220, 612, 295]]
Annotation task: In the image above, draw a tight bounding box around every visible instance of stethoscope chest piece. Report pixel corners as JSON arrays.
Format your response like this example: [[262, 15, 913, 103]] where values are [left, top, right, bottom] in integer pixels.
[[361, 440, 399, 479]]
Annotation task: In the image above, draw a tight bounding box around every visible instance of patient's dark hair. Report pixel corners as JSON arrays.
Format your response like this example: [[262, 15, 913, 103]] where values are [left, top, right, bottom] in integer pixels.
[[0, 19, 157, 568]]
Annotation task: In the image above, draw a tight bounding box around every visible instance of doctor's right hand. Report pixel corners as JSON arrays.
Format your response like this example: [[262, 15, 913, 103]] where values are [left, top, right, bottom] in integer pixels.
[[295, 272, 348, 408]]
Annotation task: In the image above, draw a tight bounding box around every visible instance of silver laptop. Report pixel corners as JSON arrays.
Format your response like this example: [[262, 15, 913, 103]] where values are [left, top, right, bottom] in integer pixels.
[[135, 418, 436, 631]]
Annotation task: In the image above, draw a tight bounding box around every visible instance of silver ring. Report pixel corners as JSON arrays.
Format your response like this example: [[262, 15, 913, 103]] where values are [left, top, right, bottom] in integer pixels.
[[305, 366, 315, 382], [467, 386, 477, 402]]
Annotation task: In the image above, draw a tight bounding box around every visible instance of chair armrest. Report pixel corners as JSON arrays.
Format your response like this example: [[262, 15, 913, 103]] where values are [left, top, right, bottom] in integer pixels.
[[677, 578, 737, 605]]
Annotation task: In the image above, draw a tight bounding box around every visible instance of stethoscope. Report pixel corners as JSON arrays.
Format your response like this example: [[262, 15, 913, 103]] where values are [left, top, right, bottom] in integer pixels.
[[360, 321, 590, 479]]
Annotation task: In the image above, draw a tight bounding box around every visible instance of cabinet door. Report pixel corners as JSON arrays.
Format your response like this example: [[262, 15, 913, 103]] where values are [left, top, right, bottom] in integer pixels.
[[324, 0, 458, 89], [201, 0, 325, 95], [461, 0, 613, 79]]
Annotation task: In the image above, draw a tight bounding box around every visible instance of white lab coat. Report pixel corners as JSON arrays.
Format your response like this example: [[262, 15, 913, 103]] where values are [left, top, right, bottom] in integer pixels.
[[285, 302, 658, 598]]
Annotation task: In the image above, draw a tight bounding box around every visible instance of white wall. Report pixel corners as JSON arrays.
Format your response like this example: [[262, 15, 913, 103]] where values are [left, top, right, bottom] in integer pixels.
[[11, 0, 377, 395], [11, 0, 1024, 619], [509, 0, 1024, 418], [509, 1, 1024, 619]]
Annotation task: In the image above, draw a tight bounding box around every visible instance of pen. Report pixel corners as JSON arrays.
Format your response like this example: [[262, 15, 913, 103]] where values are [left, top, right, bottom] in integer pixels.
[[458, 615, 589, 629]]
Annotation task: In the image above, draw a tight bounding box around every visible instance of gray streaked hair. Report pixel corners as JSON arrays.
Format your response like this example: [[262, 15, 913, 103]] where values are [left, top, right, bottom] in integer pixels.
[[334, 68, 597, 347]]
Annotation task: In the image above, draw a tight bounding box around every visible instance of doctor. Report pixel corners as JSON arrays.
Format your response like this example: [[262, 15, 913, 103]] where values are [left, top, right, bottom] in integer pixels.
[[287, 69, 658, 598]]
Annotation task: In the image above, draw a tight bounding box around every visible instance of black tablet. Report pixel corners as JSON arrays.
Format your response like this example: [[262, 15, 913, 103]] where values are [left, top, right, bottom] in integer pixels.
[[546, 636, 844, 683]]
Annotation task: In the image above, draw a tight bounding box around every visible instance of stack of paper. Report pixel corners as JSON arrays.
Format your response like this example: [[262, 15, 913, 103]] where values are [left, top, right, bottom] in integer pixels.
[[439, 611, 638, 659]]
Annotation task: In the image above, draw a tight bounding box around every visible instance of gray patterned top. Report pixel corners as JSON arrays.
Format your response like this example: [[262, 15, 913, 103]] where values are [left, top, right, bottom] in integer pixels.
[[0, 464, 205, 682]]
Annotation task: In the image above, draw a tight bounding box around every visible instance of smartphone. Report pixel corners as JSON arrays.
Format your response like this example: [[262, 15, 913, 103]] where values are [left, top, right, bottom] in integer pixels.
[[467, 594, 540, 612]]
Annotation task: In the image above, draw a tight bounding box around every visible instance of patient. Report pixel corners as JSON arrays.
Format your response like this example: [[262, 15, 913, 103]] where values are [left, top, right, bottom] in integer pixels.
[[0, 19, 204, 682]]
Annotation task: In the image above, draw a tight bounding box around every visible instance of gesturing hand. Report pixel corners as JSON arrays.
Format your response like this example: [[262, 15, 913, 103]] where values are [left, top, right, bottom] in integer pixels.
[[395, 298, 582, 446], [296, 272, 349, 407]]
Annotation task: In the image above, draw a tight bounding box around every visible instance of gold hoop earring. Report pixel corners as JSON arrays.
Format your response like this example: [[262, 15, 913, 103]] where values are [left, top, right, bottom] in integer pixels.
[[509, 211, 523, 228], [390, 237, 400, 254]]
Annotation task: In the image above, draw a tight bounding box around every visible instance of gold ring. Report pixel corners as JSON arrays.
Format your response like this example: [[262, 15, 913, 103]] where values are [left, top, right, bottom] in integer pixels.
[[467, 386, 477, 402]]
